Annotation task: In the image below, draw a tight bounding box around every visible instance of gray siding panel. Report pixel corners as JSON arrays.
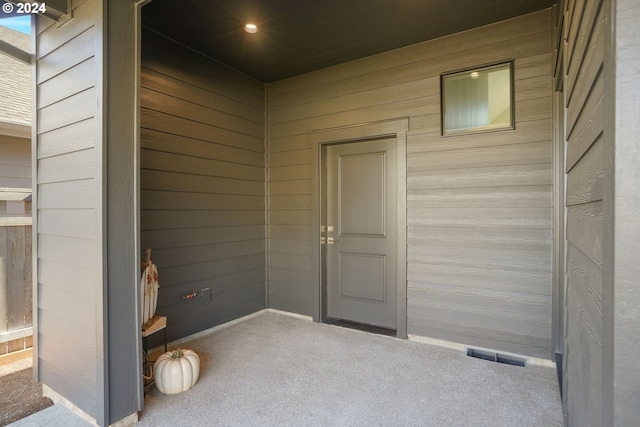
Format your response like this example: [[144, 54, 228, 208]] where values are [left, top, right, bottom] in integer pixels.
[[141, 28, 266, 342], [37, 179, 95, 210], [141, 30, 263, 104], [140, 191, 264, 211], [267, 10, 554, 357], [38, 258, 95, 300], [36, 1, 96, 60], [36, 27, 96, 84], [140, 128, 264, 167], [37, 118, 95, 159], [141, 88, 263, 138], [141, 149, 264, 181], [140, 68, 263, 123], [37, 148, 95, 184], [37, 88, 95, 136], [35, 0, 103, 420], [141, 109, 263, 153], [38, 209, 95, 239], [37, 351, 96, 412], [560, 0, 606, 425], [37, 57, 95, 109]]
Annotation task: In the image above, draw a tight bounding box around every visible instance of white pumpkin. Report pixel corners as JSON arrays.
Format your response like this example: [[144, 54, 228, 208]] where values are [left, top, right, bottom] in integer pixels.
[[154, 348, 200, 394]]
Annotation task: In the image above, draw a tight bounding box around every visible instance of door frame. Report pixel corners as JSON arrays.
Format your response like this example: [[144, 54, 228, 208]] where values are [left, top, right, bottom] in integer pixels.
[[309, 119, 408, 338]]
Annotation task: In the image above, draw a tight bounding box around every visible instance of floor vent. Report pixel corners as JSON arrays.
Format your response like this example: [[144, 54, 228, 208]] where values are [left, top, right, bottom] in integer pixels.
[[466, 348, 526, 367]]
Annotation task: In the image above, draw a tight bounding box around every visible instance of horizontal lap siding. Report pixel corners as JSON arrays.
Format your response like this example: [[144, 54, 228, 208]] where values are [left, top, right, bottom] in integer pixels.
[[268, 10, 553, 357], [407, 21, 554, 357], [562, 0, 605, 425], [35, 0, 101, 418], [140, 29, 266, 341]]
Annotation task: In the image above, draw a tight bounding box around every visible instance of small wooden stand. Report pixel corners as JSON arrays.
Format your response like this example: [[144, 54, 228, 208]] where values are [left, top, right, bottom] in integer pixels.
[[142, 315, 167, 394], [142, 315, 167, 353]]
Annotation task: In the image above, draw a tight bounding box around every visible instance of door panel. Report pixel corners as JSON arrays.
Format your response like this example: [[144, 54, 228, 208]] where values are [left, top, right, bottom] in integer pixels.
[[325, 138, 397, 329], [340, 253, 386, 302], [340, 153, 385, 235]]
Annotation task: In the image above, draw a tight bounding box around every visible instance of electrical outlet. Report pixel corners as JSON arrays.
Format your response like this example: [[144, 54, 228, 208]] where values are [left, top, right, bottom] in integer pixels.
[[200, 288, 212, 304]]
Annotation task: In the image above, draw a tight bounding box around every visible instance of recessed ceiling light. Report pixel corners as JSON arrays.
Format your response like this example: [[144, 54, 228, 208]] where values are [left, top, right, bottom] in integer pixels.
[[244, 23, 258, 34]]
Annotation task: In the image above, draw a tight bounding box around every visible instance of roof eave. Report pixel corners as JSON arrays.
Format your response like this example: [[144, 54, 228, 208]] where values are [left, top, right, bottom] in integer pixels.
[[0, 121, 31, 138], [0, 38, 31, 65]]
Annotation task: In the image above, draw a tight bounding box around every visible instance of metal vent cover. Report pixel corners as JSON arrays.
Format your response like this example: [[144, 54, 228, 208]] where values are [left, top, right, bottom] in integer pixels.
[[467, 348, 526, 367]]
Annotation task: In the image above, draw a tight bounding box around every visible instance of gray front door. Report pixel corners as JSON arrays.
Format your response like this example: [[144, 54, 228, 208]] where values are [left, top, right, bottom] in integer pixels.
[[325, 138, 397, 329]]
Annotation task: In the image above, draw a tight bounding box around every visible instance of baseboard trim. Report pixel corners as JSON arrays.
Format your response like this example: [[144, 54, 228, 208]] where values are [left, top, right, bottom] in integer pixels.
[[407, 334, 556, 368], [110, 412, 138, 427], [43, 385, 99, 426], [147, 308, 312, 356], [266, 308, 313, 322], [42, 385, 138, 426]]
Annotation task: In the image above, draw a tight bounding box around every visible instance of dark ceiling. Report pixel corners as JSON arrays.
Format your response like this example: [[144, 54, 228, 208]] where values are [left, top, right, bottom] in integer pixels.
[[142, 0, 555, 83]]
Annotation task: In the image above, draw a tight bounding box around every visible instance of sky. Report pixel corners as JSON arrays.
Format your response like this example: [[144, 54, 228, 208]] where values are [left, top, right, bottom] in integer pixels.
[[0, 16, 31, 34]]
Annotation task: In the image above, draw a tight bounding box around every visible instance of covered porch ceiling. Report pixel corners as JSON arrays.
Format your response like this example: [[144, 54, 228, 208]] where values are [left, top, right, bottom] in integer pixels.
[[141, 0, 556, 83]]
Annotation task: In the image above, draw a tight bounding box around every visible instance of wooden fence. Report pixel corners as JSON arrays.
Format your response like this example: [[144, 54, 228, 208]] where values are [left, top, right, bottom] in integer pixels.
[[0, 200, 32, 356]]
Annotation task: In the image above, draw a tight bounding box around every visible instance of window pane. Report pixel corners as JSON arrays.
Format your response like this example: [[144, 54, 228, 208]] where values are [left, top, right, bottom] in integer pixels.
[[442, 62, 513, 135]]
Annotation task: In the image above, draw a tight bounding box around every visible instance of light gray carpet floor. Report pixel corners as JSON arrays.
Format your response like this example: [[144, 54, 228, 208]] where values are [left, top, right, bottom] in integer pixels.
[[138, 312, 563, 426], [12, 312, 564, 426]]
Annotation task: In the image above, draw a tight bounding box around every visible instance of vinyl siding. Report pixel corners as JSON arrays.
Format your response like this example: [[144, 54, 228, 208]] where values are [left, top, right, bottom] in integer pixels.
[[140, 29, 266, 342], [268, 9, 553, 358], [35, 0, 103, 420], [560, 1, 605, 425]]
